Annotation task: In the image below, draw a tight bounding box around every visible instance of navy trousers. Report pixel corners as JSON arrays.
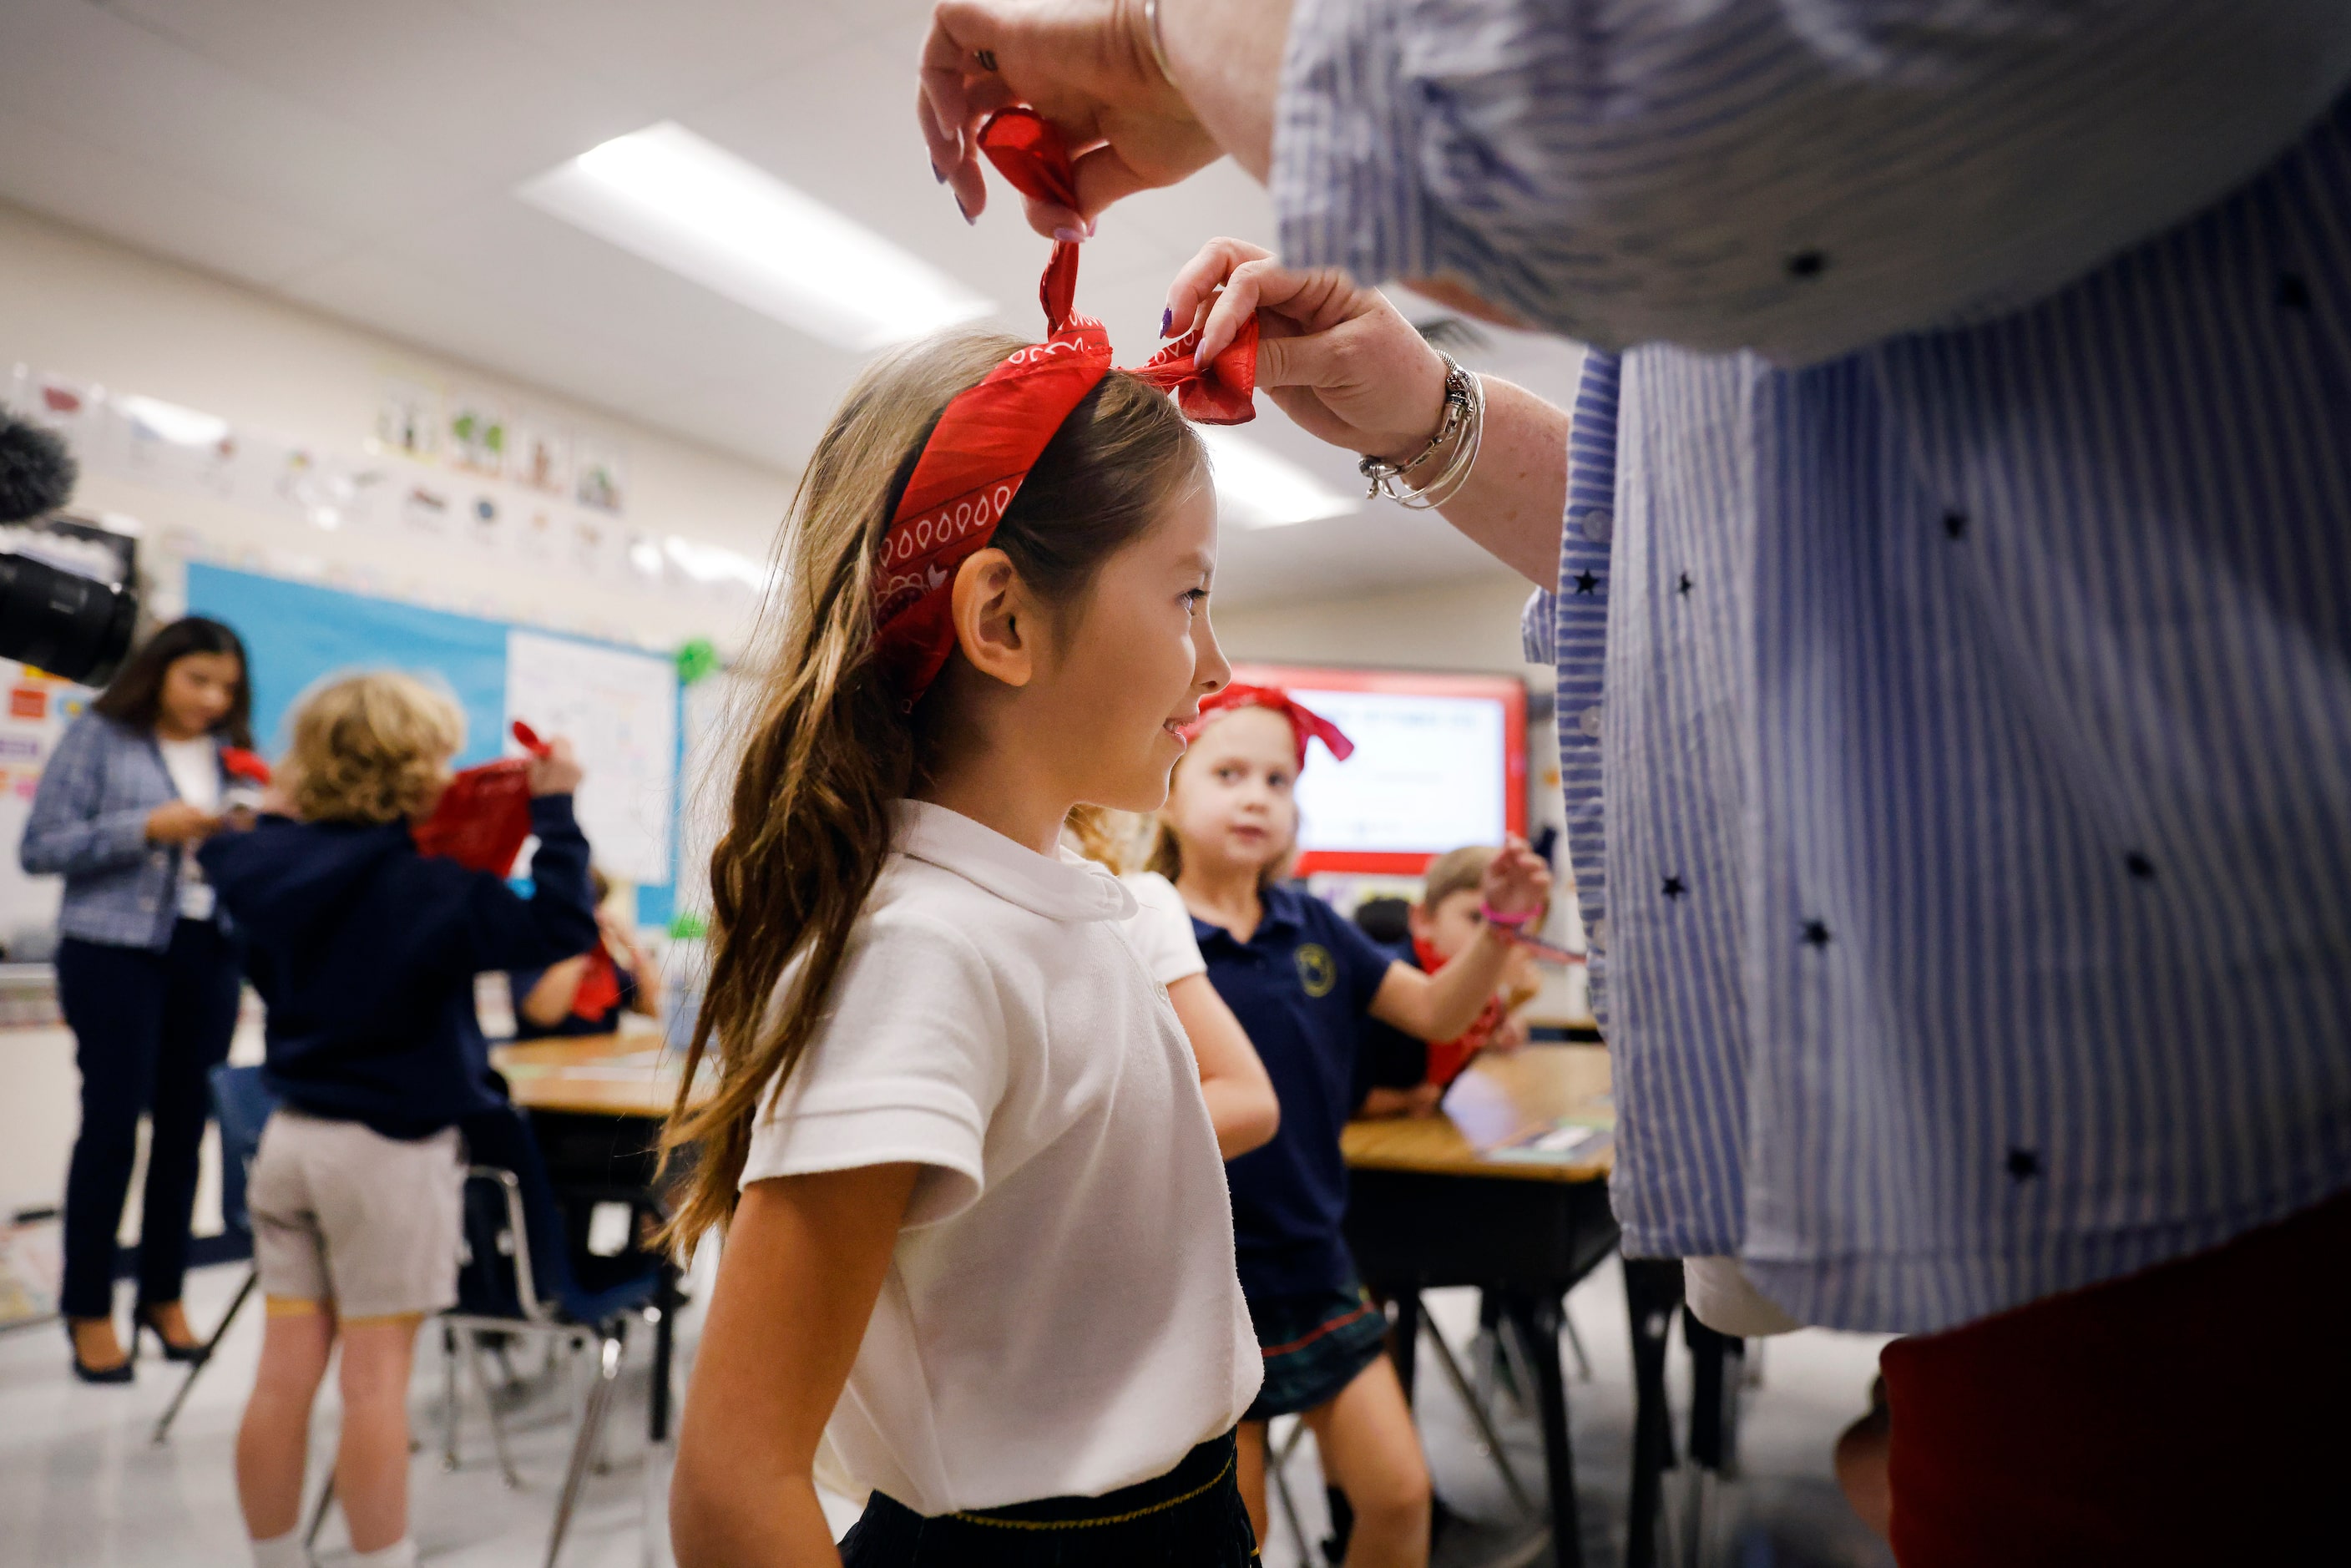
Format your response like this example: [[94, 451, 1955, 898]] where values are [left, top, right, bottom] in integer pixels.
[[55, 919, 242, 1319]]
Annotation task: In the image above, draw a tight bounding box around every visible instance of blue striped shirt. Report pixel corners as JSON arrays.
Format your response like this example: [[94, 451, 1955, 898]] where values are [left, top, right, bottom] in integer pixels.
[[1277, 7, 2351, 1331]]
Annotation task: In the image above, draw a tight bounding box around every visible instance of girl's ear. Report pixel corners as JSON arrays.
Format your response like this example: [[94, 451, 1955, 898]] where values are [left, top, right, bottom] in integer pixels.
[[949, 548, 1035, 690]]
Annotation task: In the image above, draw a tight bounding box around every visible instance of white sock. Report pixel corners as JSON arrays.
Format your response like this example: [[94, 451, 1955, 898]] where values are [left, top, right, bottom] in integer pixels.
[[249, 1530, 308, 1568], [348, 1539, 417, 1568]]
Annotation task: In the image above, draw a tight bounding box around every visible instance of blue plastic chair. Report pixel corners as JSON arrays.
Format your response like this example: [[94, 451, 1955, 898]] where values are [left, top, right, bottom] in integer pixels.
[[442, 1105, 665, 1568], [149, 1065, 281, 1445]]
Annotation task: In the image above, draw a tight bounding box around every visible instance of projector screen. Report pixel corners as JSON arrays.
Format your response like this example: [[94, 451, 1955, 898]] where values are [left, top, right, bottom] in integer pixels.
[[1230, 663, 1527, 873]]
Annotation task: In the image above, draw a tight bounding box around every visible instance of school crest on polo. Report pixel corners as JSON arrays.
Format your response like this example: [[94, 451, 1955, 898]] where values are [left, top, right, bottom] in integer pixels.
[[1295, 943, 1337, 999]]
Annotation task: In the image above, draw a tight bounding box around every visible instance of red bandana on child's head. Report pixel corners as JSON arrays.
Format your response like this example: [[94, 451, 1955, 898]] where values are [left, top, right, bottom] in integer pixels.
[[870, 108, 1260, 701], [1179, 683, 1356, 770]]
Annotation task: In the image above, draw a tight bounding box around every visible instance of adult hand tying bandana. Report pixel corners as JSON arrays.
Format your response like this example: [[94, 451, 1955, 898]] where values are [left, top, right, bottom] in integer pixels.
[[1179, 683, 1354, 770], [872, 107, 1259, 701]]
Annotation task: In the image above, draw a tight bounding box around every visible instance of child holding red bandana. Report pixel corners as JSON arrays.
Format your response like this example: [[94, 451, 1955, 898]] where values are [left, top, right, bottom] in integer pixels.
[[664, 112, 1271, 1568], [1145, 686, 1550, 1567]]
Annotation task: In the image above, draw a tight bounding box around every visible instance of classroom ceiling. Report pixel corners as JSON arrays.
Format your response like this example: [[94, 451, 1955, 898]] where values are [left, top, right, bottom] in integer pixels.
[[0, 0, 1585, 604]]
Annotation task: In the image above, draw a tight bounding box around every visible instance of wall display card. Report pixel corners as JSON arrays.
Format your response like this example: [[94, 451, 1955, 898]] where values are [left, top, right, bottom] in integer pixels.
[[572, 433, 626, 515], [569, 511, 615, 579], [508, 413, 570, 496], [377, 378, 439, 461], [1287, 687, 1509, 855], [400, 478, 453, 536], [466, 493, 506, 555], [447, 392, 507, 476], [504, 630, 676, 885]]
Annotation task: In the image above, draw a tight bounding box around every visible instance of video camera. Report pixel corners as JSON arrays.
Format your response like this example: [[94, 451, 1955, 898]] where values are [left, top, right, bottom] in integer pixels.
[[0, 411, 139, 684]]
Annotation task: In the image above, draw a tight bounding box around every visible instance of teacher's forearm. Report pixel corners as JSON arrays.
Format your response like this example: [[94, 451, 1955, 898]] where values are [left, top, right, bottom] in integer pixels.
[[1153, 0, 1291, 181], [1402, 377, 1569, 590]]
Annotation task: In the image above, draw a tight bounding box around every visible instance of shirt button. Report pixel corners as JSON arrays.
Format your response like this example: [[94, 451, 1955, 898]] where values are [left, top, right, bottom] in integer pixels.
[[1587, 918, 1607, 951], [1576, 507, 1614, 544], [1579, 705, 1604, 738]]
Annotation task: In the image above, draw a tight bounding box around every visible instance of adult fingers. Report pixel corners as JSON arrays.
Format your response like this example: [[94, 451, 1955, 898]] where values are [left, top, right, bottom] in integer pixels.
[[1193, 255, 1330, 363], [919, 5, 1004, 165], [1068, 142, 1165, 228], [1164, 237, 1277, 335]]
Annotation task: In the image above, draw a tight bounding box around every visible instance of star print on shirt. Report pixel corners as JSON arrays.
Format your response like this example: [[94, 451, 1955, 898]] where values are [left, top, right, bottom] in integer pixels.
[[1662, 876, 1687, 899], [2005, 1148, 2042, 1181], [1573, 570, 1599, 594], [1801, 920, 1831, 947]]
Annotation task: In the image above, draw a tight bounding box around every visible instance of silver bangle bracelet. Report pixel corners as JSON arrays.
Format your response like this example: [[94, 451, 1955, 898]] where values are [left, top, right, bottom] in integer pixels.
[[1142, 0, 1178, 88], [1358, 354, 1484, 510]]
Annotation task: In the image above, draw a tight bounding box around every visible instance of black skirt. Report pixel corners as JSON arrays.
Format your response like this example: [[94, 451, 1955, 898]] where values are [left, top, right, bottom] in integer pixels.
[[837, 1431, 1260, 1567]]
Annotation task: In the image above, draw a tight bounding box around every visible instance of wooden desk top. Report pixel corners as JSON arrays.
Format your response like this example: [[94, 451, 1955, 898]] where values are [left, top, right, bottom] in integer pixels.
[[1342, 1043, 1614, 1184], [493, 1033, 699, 1119]]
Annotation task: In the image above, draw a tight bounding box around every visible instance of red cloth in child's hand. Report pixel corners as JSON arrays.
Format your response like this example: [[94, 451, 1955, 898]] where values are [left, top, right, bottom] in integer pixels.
[[411, 759, 535, 876], [1414, 933, 1509, 1090], [571, 943, 623, 1021]]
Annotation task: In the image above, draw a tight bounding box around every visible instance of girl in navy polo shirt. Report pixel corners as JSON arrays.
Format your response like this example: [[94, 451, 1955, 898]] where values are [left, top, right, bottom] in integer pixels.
[[1149, 685, 1550, 1567]]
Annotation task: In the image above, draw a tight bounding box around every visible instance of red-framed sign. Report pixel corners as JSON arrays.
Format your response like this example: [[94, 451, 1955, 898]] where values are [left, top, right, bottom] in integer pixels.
[[1231, 662, 1528, 875]]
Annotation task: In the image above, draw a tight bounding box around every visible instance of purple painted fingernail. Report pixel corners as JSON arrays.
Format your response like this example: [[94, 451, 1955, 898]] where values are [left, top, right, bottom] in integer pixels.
[[1053, 225, 1086, 244], [1160, 307, 1173, 337], [958, 195, 975, 225], [932, 161, 947, 185]]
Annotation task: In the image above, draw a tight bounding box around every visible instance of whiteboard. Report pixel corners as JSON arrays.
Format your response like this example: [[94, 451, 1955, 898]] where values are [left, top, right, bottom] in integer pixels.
[[504, 630, 677, 884], [1287, 687, 1509, 856]]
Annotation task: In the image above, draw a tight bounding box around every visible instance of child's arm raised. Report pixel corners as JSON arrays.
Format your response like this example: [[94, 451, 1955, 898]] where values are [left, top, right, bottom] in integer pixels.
[[1168, 974, 1280, 1158], [1367, 840, 1552, 1044], [455, 737, 600, 970], [672, 1163, 918, 1567]]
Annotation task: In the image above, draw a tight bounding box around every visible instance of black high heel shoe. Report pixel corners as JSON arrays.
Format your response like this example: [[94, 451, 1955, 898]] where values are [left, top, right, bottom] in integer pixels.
[[66, 1321, 135, 1384], [134, 1306, 209, 1365]]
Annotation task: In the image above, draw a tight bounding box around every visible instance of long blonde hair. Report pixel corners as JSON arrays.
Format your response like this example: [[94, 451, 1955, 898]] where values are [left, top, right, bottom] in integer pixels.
[[660, 334, 1206, 1250]]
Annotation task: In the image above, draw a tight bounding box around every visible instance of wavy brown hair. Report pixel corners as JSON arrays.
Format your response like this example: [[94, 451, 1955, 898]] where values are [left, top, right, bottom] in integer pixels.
[[660, 333, 1206, 1251]]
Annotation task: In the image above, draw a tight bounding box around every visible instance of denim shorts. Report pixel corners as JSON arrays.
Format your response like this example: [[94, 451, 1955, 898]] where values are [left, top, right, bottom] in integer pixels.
[[837, 1431, 1260, 1567]]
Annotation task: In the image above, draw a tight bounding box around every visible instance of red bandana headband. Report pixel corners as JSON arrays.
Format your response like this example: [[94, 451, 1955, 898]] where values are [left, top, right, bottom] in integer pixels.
[[872, 108, 1260, 700], [1179, 683, 1356, 770]]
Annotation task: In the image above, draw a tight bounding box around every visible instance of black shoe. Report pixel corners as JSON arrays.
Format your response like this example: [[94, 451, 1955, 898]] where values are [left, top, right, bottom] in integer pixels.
[[66, 1323, 135, 1384], [134, 1308, 209, 1365]]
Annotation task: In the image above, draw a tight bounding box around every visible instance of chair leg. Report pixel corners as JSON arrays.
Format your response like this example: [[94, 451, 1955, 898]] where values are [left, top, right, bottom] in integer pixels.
[[1561, 1298, 1595, 1383], [441, 1325, 463, 1472], [1420, 1316, 1535, 1515], [304, 1473, 338, 1551], [151, 1266, 258, 1445], [465, 1332, 525, 1490], [1267, 1419, 1314, 1568], [548, 1332, 626, 1568]]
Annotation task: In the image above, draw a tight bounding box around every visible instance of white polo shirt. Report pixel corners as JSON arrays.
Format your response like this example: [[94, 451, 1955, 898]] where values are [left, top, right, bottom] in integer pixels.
[[1120, 870, 1206, 987], [741, 800, 1260, 1515]]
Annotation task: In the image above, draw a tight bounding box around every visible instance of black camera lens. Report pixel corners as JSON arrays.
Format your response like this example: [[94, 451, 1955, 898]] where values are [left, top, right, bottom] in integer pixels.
[[0, 551, 139, 685]]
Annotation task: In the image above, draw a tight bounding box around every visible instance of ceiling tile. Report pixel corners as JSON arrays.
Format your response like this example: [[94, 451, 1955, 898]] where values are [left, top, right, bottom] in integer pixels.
[[0, 111, 346, 287], [0, 0, 447, 238], [449, 0, 883, 114]]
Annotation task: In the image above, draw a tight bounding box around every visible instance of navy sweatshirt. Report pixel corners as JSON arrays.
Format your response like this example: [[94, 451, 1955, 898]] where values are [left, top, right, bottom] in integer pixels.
[[199, 795, 599, 1139]]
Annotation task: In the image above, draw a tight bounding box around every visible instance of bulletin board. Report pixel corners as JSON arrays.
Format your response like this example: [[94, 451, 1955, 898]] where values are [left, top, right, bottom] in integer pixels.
[[185, 565, 681, 923]]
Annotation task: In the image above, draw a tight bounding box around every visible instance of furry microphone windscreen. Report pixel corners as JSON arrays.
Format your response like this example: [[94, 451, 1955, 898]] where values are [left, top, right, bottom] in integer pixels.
[[0, 414, 78, 524]]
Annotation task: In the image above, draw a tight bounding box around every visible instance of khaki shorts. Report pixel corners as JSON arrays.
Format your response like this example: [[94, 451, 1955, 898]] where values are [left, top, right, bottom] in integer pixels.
[[248, 1110, 465, 1321]]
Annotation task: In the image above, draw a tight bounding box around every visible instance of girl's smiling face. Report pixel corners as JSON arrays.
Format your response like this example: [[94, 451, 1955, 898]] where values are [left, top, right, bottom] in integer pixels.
[[1162, 705, 1301, 877], [1033, 478, 1231, 814]]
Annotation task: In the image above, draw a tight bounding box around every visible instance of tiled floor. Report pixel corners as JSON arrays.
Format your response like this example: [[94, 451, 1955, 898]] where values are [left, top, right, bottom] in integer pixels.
[[0, 1255, 1893, 1567]]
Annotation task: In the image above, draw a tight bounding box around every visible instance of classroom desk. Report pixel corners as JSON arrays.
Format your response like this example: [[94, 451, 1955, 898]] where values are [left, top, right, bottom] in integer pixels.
[[488, 1033, 697, 1444], [1342, 1044, 1706, 1568]]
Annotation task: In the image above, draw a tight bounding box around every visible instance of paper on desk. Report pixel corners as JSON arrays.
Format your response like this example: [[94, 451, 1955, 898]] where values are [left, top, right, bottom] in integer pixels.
[[1482, 1117, 1615, 1166]]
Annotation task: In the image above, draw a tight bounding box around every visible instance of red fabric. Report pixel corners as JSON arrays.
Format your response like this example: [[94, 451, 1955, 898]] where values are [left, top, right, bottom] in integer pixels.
[[220, 746, 272, 785], [869, 108, 1260, 701], [1410, 933, 1506, 1089], [1178, 683, 1356, 770], [411, 760, 535, 876], [570, 942, 623, 1021], [1879, 1187, 2348, 1566]]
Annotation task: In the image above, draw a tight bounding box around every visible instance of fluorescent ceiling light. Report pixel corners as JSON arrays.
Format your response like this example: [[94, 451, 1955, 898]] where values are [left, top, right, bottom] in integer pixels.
[[1197, 428, 1357, 529], [518, 122, 993, 353]]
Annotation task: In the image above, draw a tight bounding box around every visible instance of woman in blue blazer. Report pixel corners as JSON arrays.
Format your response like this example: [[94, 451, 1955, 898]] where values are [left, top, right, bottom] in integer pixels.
[[21, 616, 253, 1382]]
